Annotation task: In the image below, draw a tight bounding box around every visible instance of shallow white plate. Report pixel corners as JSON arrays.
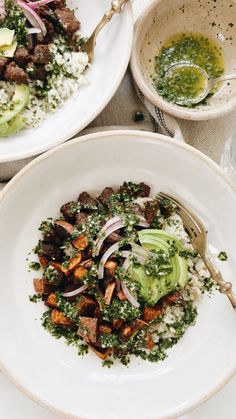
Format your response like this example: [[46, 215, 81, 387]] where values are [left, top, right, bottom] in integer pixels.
[[0, 130, 236, 419], [0, 0, 133, 163]]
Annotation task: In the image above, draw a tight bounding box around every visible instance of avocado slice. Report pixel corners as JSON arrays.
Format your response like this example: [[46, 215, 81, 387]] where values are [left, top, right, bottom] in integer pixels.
[[0, 84, 29, 125], [0, 114, 25, 137], [139, 230, 188, 288], [131, 229, 188, 305], [0, 28, 15, 47], [0, 40, 17, 58]]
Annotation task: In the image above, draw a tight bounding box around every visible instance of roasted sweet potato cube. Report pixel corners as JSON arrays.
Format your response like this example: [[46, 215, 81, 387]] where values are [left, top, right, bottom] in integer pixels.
[[72, 235, 89, 250], [143, 305, 163, 322], [78, 317, 98, 343], [39, 256, 48, 267], [145, 332, 155, 350], [104, 261, 117, 278], [73, 265, 88, 282], [88, 344, 112, 360], [45, 293, 58, 308], [117, 290, 127, 301], [104, 281, 116, 305], [120, 320, 146, 343], [68, 252, 82, 272], [51, 262, 70, 276], [34, 278, 44, 294], [51, 309, 73, 326], [162, 291, 185, 306], [112, 319, 124, 330], [99, 324, 112, 335], [34, 279, 55, 295], [54, 220, 75, 238], [77, 296, 98, 317]]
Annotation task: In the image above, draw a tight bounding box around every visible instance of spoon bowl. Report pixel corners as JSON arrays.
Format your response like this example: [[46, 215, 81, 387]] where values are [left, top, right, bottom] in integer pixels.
[[164, 62, 236, 106]]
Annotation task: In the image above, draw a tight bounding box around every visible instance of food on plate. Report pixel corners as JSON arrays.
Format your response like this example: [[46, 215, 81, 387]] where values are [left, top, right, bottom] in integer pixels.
[[0, 0, 88, 137], [153, 33, 224, 106], [30, 182, 216, 366]]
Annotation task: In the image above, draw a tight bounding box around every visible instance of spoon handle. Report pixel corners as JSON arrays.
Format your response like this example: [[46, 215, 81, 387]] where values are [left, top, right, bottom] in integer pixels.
[[91, 0, 130, 42], [211, 74, 236, 87]]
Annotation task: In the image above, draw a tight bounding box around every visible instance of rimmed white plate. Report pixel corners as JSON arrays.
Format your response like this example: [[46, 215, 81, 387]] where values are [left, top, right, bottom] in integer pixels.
[[0, 130, 236, 419], [0, 0, 133, 163]]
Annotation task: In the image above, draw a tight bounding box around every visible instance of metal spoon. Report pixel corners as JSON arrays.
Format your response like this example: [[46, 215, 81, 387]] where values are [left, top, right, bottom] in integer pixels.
[[82, 0, 130, 62], [164, 62, 236, 106]]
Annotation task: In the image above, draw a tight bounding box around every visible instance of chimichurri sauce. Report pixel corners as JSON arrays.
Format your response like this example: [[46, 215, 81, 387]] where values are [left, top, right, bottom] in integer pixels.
[[153, 33, 224, 106]]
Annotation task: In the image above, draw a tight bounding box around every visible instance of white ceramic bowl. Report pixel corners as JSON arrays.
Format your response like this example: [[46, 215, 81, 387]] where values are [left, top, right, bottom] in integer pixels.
[[131, 0, 236, 121], [0, 130, 236, 419], [0, 0, 133, 163]]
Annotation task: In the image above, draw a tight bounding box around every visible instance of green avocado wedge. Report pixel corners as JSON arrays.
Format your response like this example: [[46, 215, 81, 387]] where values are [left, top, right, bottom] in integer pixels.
[[131, 229, 188, 305], [0, 114, 25, 137], [0, 84, 29, 125]]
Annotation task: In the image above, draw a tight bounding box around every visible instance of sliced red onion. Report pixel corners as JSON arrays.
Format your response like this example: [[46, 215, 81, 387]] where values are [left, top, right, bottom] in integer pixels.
[[27, 0, 54, 9], [27, 27, 42, 34], [132, 243, 148, 258], [95, 220, 124, 256], [0, 0, 5, 18], [62, 284, 88, 298], [122, 255, 132, 271], [121, 281, 140, 308], [99, 215, 122, 235], [17, 0, 47, 36], [138, 220, 150, 228], [98, 242, 120, 279]]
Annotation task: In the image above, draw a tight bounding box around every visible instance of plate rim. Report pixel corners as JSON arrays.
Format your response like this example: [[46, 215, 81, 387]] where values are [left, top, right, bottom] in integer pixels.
[[0, 1, 133, 164], [0, 129, 236, 419]]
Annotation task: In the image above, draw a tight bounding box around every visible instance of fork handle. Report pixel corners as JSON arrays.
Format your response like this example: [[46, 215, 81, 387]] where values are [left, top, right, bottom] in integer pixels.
[[204, 257, 236, 309], [91, 0, 130, 42]]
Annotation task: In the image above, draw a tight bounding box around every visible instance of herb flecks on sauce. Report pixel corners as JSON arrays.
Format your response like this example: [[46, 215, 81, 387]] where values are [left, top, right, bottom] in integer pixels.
[[153, 33, 224, 106]]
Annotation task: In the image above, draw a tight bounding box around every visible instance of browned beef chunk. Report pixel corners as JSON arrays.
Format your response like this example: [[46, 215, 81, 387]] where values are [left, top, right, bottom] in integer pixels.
[[75, 212, 88, 227], [4, 62, 28, 84], [55, 7, 80, 35], [0, 57, 10, 76], [14, 47, 31, 67], [37, 241, 63, 261], [49, 0, 66, 9], [78, 192, 97, 209], [118, 182, 150, 198], [60, 201, 78, 222], [54, 220, 74, 239], [97, 187, 114, 205], [26, 34, 34, 52], [33, 44, 50, 65], [138, 182, 150, 197], [144, 200, 159, 224], [27, 63, 47, 81], [159, 198, 176, 217], [35, 19, 55, 44]]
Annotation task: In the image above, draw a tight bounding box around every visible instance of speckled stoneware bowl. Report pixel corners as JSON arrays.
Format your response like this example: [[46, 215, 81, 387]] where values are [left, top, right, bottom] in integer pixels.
[[131, 0, 236, 121]]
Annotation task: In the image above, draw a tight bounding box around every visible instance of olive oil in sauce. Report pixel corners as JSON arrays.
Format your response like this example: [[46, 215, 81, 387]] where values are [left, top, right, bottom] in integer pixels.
[[153, 33, 225, 106]]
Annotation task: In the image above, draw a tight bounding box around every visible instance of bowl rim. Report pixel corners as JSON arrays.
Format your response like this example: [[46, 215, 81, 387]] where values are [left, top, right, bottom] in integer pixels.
[[130, 0, 236, 121], [0, 129, 236, 419], [0, 1, 133, 164]]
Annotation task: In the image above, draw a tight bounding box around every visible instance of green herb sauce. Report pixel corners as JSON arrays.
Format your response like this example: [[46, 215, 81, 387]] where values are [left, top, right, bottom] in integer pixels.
[[153, 33, 224, 106]]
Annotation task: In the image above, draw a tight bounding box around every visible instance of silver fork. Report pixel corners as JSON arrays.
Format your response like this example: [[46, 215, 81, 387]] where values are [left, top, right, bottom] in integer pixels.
[[158, 192, 236, 309]]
